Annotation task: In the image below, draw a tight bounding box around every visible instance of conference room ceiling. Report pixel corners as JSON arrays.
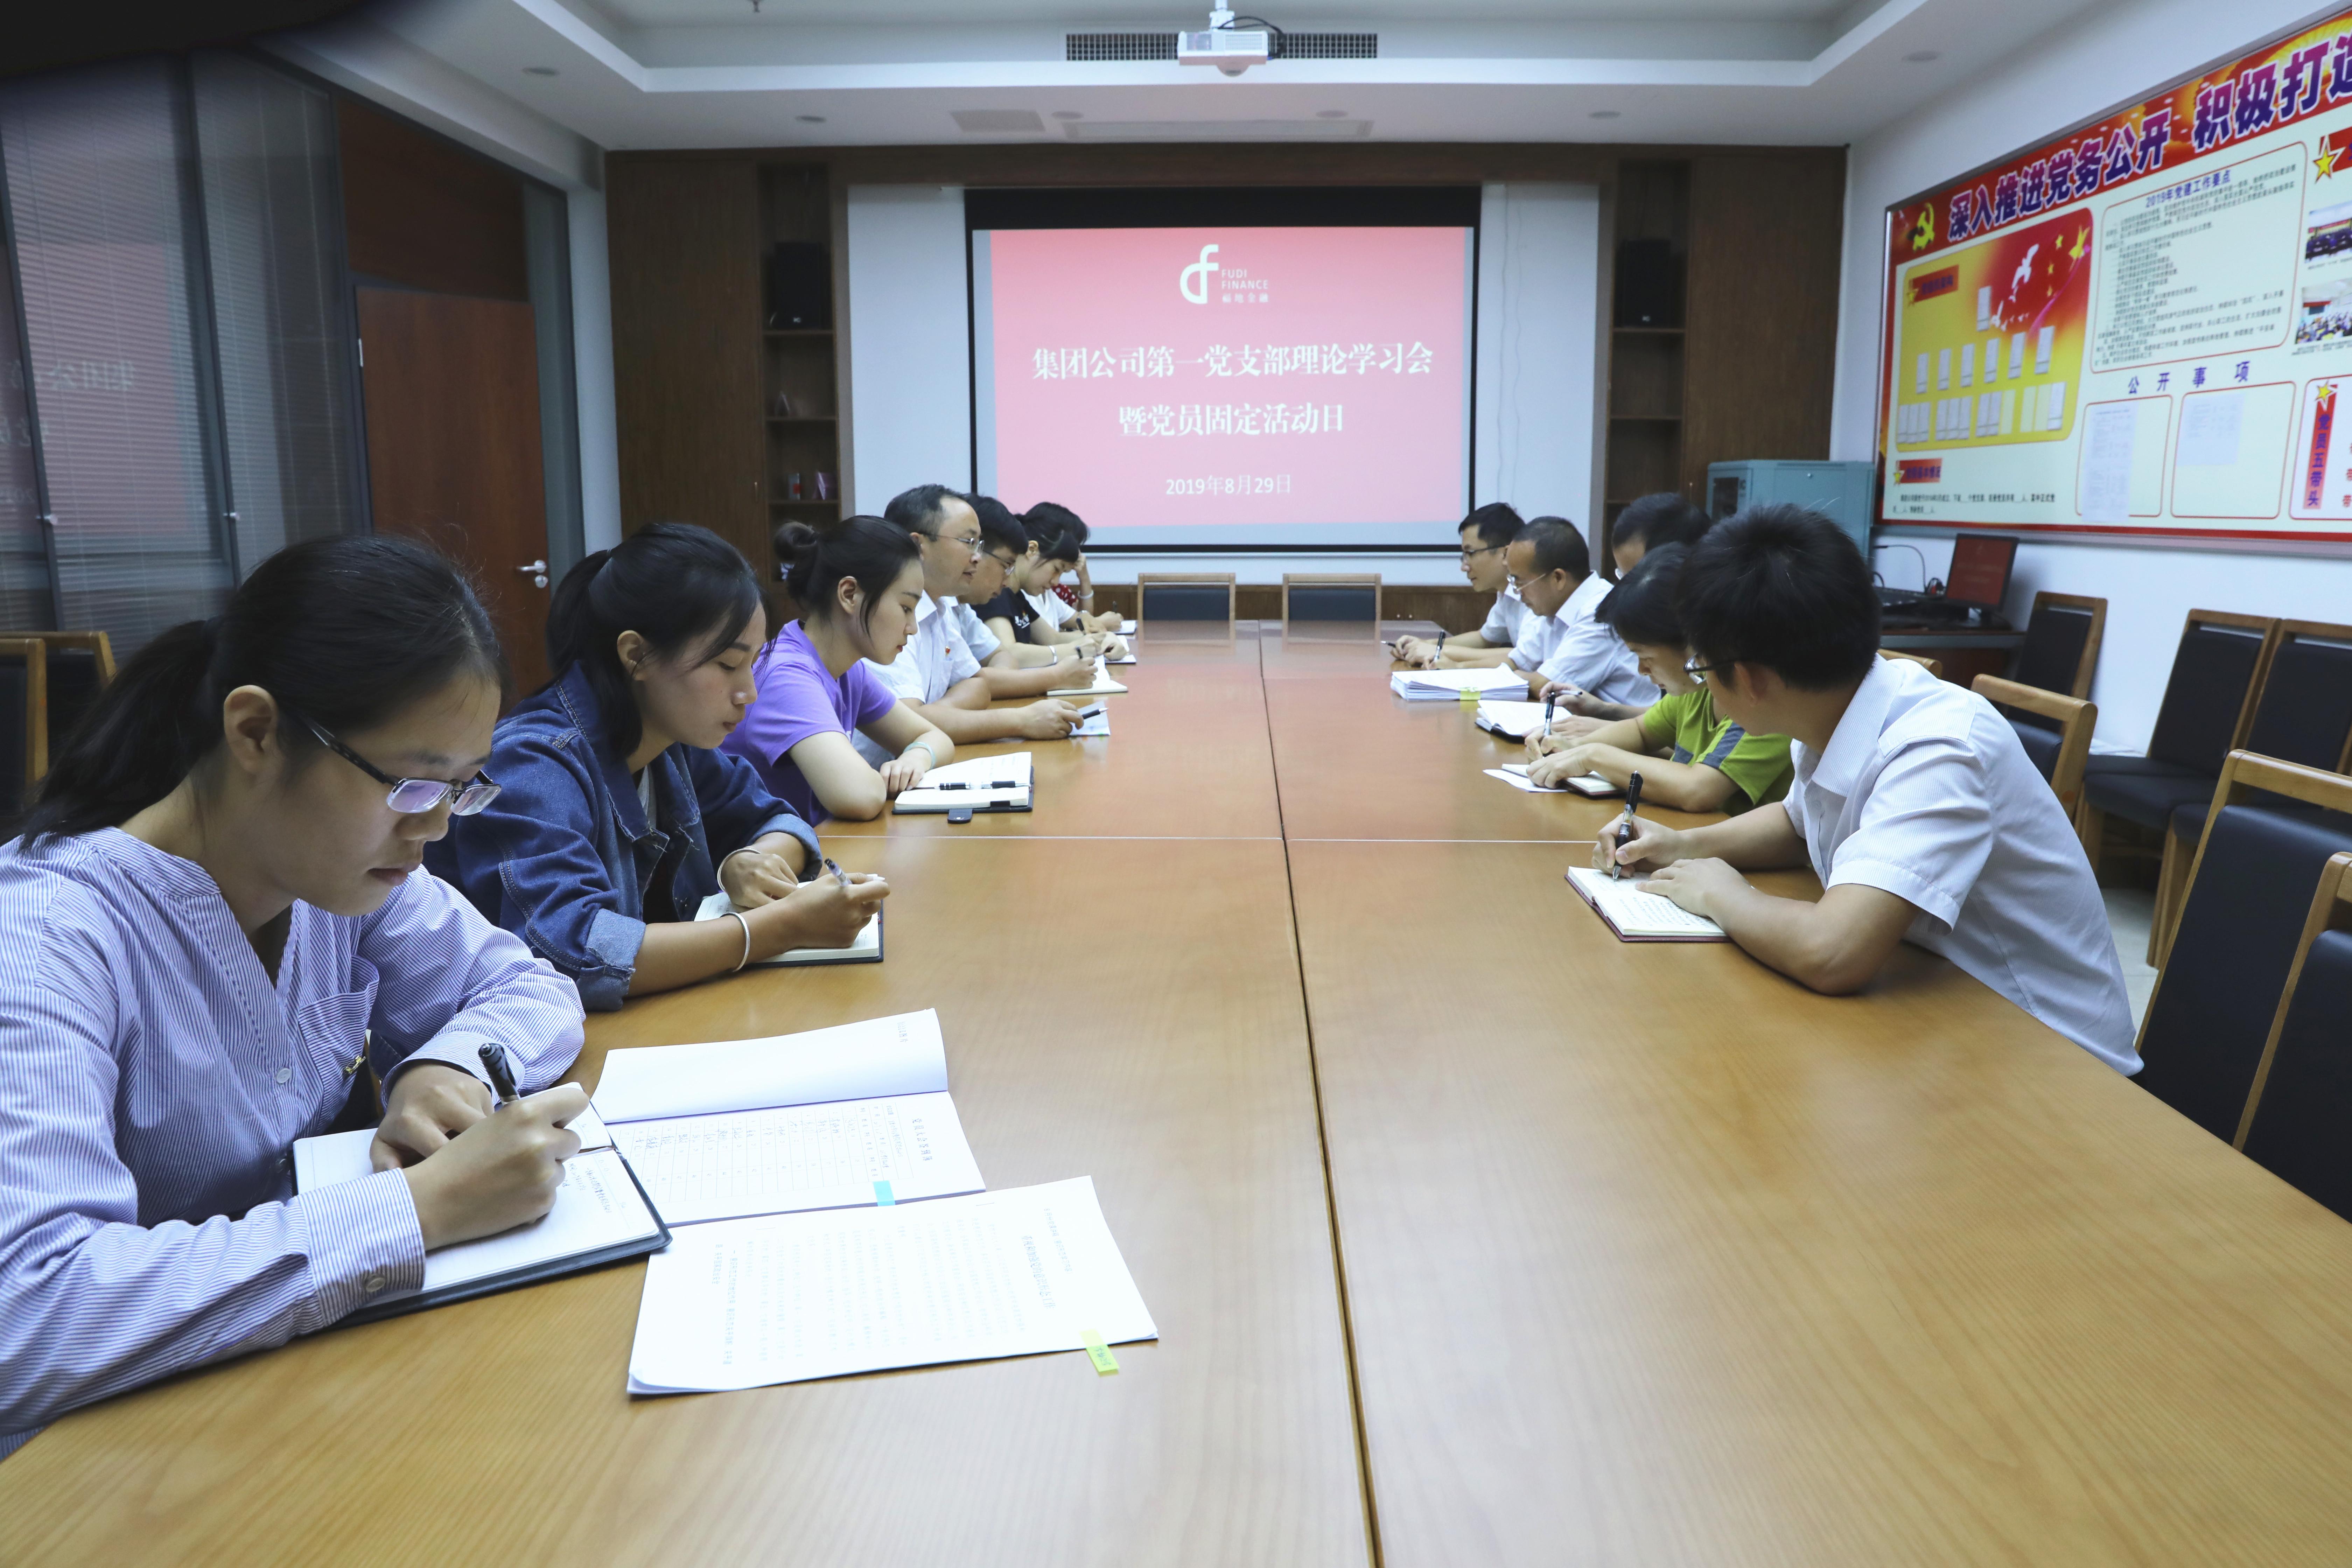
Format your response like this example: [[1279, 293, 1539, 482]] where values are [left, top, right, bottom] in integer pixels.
[[320, 0, 2115, 154]]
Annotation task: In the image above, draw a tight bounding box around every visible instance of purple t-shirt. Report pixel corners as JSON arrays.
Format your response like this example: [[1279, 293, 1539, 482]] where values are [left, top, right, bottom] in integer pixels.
[[723, 621, 897, 823]]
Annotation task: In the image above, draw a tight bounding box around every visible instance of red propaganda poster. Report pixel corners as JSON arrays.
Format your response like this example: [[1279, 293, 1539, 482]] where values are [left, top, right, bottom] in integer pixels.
[[1880, 9, 2352, 542]]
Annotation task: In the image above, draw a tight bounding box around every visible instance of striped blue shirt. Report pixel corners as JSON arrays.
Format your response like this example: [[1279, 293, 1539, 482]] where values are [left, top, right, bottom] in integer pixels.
[[0, 828, 584, 1459]]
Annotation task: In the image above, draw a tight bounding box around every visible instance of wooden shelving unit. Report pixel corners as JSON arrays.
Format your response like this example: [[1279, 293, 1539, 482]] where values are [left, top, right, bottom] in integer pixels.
[[758, 166, 842, 561], [1600, 162, 1691, 570]]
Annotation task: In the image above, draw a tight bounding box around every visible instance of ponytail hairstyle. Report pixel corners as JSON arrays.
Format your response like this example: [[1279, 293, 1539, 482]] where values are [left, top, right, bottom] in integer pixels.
[[1594, 541, 1689, 648], [1022, 501, 1087, 564], [775, 514, 921, 634], [546, 522, 764, 760], [13, 535, 500, 844]]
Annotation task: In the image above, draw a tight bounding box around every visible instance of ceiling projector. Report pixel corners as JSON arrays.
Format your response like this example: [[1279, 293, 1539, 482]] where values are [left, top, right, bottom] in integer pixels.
[[1180, 9, 1273, 75]]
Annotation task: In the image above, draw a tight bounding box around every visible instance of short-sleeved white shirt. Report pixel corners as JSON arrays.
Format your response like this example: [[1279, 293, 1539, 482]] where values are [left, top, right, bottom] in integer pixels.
[[1783, 657, 2137, 1073], [1479, 586, 1528, 646], [940, 597, 1001, 664], [1026, 588, 1077, 629], [855, 594, 980, 765], [864, 592, 981, 707], [1534, 572, 1659, 706]]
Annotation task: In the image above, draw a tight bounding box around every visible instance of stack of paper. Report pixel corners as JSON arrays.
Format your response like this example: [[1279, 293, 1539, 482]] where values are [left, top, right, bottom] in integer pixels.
[[1390, 666, 1526, 702], [1047, 660, 1129, 698], [628, 1177, 1156, 1394], [594, 1009, 985, 1225], [1565, 867, 1728, 942], [294, 1104, 666, 1324], [694, 890, 881, 966], [1474, 700, 1552, 738], [1485, 762, 1622, 797], [894, 751, 1033, 813], [1116, 618, 1139, 635]]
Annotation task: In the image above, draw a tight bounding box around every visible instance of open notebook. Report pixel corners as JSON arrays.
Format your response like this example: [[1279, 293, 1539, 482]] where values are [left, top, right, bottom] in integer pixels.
[[1390, 666, 1526, 702], [628, 1177, 1155, 1395], [1474, 700, 1553, 738], [1486, 763, 1622, 797], [1565, 866, 1728, 942], [693, 889, 881, 965], [893, 750, 1033, 813], [293, 1102, 667, 1325], [1047, 660, 1129, 698], [593, 1008, 985, 1225]]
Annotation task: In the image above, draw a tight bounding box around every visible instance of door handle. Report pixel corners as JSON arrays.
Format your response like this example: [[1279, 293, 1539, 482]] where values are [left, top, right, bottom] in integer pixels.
[[518, 559, 548, 588]]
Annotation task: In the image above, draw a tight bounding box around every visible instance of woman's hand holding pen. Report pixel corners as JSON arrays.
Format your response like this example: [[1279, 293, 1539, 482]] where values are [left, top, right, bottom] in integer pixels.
[[400, 1082, 589, 1250], [371, 1061, 492, 1171], [752, 870, 888, 953]]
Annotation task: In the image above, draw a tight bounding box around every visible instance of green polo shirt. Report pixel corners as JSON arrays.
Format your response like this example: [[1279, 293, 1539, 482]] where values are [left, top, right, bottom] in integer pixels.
[[1637, 690, 1792, 813]]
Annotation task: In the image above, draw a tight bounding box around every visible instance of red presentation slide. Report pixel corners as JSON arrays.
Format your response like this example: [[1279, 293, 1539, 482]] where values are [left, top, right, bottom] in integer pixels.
[[979, 225, 1470, 530]]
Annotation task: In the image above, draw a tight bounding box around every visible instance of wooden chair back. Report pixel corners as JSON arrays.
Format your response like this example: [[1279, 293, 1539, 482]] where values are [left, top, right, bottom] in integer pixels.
[[2238, 850, 2352, 1148], [2235, 854, 2352, 1219], [2012, 591, 2105, 699], [2238, 618, 2352, 773], [1972, 674, 2094, 823], [1137, 573, 1236, 624], [2144, 609, 2278, 773], [26, 630, 115, 755], [1281, 573, 1380, 627]]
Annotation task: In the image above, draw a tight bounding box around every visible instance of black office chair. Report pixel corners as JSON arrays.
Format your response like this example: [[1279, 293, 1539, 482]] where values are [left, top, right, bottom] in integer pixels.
[[2150, 620, 2352, 966], [2003, 593, 2104, 773], [1136, 573, 1236, 623], [1282, 573, 1380, 625], [2237, 853, 2352, 1221], [2133, 754, 2352, 1143], [2078, 609, 2274, 869], [0, 638, 48, 817]]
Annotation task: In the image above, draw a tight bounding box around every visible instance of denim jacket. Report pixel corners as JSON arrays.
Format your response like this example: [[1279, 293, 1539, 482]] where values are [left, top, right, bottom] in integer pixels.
[[427, 665, 821, 1011]]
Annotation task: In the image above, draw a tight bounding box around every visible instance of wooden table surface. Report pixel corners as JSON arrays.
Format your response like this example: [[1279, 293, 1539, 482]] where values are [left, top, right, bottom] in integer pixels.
[[9, 623, 2352, 1566]]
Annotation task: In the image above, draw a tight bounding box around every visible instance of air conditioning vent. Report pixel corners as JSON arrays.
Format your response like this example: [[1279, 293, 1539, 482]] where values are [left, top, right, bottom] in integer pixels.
[[1067, 33, 1177, 62], [1065, 31, 1377, 61]]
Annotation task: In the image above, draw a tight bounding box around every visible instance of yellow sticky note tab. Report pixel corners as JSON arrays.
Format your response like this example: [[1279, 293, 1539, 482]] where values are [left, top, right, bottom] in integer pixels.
[[1456, 686, 1480, 704], [1079, 1329, 1119, 1376]]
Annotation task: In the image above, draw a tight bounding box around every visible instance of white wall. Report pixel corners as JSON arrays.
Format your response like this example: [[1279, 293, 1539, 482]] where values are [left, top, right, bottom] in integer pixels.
[[1834, 0, 2352, 753], [570, 186, 622, 552], [845, 184, 973, 514], [842, 180, 1598, 584]]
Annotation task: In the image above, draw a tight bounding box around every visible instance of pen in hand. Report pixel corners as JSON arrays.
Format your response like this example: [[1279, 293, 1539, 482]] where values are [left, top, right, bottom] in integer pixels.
[[822, 855, 853, 889], [478, 1043, 522, 1108], [1543, 691, 1556, 736], [1611, 771, 1645, 881]]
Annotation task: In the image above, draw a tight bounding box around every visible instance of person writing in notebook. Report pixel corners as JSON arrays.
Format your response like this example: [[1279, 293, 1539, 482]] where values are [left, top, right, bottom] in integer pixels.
[[1503, 517, 1656, 706], [1524, 544, 1792, 811], [1391, 503, 1525, 670], [1600, 505, 2136, 1072], [862, 484, 1090, 748], [1013, 508, 1129, 658], [432, 523, 883, 1010], [0, 537, 589, 1457], [955, 495, 1106, 696], [1021, 502, 1126, 637], [723, 516, 957, 823]]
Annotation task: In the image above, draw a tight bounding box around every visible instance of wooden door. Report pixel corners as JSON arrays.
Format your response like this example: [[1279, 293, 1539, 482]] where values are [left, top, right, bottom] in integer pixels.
[[356, 287, 552, 693]]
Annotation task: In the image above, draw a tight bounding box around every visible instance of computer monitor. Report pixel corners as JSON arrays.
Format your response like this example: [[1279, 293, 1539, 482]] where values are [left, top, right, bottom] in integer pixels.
[[1943, 534, 2018, 609]]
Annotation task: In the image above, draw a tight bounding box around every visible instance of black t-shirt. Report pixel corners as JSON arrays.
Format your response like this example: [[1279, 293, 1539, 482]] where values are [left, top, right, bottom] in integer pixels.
[[978, 587, 1037, 639]]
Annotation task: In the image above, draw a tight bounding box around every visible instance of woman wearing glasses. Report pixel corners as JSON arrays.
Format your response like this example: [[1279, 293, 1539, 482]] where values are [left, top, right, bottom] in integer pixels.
[[430, 523, 885, 1011], [0, 536, 590, 1457]]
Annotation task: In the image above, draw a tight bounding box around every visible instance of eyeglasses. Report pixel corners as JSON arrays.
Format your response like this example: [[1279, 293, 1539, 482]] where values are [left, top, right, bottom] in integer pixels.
[[1682, 657, 1741, 687], [933, 529, 983, 555], [287, 709, 501, 816], [1458, 544, 1505, 561], [982, 548, 1019, 569]]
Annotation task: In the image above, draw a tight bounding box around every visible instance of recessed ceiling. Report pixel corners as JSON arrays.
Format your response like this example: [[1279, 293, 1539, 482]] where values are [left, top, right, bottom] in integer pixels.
[[307, 0, 2118, 163]]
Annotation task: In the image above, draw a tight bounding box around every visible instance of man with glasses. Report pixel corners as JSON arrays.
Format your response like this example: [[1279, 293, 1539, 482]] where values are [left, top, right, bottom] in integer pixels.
[[1391, 503, 1524, 669], [857, 484, 1085, 760], [1600, 505, 2135, 1074], [1501, 516, 1656, 706]]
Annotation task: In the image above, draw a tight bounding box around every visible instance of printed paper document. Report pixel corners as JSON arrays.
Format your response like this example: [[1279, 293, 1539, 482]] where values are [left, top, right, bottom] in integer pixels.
[[628, 1176, 1155, 1394], [1566, 867, 1728, 940]]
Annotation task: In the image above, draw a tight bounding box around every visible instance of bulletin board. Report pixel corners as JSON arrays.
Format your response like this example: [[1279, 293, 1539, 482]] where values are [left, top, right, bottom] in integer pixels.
[[1879, 10, 2352, 543]]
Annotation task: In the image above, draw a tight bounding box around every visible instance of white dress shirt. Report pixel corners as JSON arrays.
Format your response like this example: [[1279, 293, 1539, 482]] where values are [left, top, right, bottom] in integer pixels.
[[1478, 585, 1528, 646], [1518, 574, 1659, 706], [1783, 656, 2137, 1072], [856, 593, 984, 765], [1026, 589, 1078, 629], [941, 597, 1002, 664]]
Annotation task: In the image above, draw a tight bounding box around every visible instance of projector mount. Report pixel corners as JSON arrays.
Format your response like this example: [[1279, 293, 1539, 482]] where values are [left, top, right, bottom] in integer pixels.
[[1179, 8, 1286, 75]]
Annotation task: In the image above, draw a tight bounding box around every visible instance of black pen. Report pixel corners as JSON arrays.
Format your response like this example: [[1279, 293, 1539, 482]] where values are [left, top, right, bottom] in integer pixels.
[[821, 855, 853, 889], [478, 1043, 521, 1108], [1611, 771, 1645, 881], [1543, 691, 1556, 736]]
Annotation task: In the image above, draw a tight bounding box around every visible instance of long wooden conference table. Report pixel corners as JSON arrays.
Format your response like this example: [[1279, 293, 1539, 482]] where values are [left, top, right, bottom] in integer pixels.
[[8, 623, 2352, 1565]]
